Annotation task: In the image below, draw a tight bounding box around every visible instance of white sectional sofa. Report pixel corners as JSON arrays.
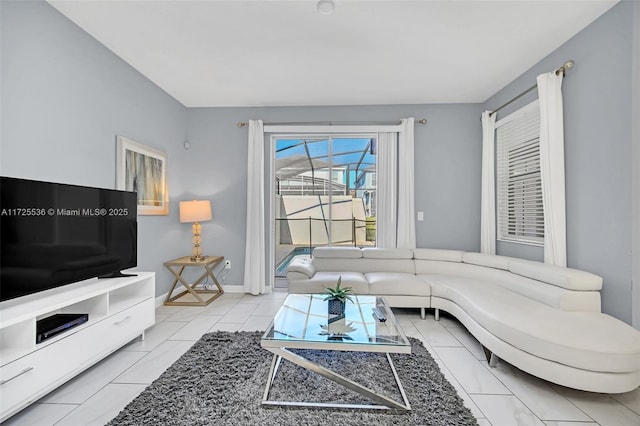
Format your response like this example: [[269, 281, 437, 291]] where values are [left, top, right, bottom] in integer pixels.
[[287, 247, 640, 394]]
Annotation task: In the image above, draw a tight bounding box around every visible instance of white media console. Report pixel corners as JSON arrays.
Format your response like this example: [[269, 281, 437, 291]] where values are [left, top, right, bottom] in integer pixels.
[[0, 272, 155, 422]]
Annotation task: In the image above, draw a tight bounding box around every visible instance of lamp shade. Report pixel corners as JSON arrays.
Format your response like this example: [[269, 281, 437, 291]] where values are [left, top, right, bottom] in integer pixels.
[[179, 200, 212, 223]]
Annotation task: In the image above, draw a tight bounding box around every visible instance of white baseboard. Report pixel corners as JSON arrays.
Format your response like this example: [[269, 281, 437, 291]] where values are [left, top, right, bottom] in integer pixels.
[[220, 285, 245, 293]]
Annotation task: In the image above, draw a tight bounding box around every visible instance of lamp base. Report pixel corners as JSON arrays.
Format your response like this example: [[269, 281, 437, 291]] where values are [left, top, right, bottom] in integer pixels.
[[190, 255, 208, 262], [190, 221, 206, 262]]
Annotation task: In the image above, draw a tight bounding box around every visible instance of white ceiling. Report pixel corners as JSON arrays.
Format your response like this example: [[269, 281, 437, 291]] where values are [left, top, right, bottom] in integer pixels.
[[48, 0, 618, 108]]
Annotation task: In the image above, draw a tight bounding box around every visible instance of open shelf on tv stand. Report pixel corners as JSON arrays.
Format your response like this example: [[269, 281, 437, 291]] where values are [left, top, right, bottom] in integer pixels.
[[0, 272, 155, 422]]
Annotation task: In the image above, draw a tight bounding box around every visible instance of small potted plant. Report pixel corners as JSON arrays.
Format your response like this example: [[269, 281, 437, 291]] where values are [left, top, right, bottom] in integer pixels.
[[324, 276, 353, 317]]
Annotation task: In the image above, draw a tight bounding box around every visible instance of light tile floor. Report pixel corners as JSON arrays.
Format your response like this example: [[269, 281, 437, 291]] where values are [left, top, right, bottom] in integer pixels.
[[3, 291, 639, 426]]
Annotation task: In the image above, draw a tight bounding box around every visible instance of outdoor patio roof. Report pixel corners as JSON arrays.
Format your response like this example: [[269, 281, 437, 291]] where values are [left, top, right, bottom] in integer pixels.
[[275, 138, 376, 187]]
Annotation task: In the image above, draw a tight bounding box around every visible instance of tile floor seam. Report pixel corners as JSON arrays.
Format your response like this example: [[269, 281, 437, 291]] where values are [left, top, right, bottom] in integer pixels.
[[505, 388, 560, 424], [548, 384, 599, 424], [471, 394, 551, 426], [466, 395, 492, 421], [50, 382, 103, 426]]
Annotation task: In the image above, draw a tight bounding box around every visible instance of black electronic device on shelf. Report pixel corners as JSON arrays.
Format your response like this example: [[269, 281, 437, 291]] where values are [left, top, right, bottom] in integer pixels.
[[36, 313, 89, 343]]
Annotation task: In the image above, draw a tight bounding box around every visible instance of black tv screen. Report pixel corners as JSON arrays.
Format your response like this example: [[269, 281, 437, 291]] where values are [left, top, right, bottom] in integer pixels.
[[0, 177, 137, 302]]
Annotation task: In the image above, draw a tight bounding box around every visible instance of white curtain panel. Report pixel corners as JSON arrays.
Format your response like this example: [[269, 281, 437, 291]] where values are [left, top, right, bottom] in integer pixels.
[[480, 111, 497, 254], [376, 132, 398, 248], [537, 72, 567, 267], [243, 120, 266, 294], [397, 118, 416, 249]]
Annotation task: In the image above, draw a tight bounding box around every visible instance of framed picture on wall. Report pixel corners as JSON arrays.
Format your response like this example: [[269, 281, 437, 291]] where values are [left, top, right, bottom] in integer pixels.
[[116, 135, 169, 215]]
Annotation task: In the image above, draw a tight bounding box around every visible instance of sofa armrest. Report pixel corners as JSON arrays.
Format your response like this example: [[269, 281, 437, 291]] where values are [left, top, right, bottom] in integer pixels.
[[286, 257, 316, 278]]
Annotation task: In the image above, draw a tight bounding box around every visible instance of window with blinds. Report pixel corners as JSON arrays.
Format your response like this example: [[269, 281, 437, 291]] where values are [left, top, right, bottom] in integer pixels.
[[496, 100, 544, 245]]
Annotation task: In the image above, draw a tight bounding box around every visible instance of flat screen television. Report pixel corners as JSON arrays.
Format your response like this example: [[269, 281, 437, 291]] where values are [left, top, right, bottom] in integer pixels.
[[0, 177, 137, 302]]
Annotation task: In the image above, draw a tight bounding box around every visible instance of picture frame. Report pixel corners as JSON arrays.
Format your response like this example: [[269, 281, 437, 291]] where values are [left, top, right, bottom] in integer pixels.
[[116, 135, 169, 215]]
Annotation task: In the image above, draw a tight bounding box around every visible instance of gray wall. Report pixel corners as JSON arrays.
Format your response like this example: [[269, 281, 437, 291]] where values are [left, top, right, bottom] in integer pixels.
[[187, 104, 482, 286], [1, 0, 188, 297], [483, 1, 636, 323]]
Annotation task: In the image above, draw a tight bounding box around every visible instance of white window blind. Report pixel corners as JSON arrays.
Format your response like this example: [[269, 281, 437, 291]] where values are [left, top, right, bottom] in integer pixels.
[[496, 100, 544, 245]]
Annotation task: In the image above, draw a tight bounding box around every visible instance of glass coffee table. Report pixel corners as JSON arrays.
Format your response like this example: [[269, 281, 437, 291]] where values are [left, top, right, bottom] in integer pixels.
[[261, 294, 411, 410]]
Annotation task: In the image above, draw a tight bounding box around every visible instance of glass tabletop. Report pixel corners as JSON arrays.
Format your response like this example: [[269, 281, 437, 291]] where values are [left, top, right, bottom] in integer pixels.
[[262, 294, 411, 353]]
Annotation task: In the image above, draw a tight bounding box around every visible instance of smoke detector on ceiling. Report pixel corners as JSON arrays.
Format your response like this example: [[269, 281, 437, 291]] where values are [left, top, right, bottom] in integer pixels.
[[317, 0, 335, 15]]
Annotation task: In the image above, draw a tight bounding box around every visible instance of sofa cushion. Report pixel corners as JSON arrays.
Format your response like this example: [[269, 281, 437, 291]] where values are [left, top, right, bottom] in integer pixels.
[[362, 248, 414, 259], [413, 248, 464, 262], [359, 259, 415, 274], [415, 261, 600, 312], [313, 247, 363, 259], [288, 271, 369, 295], [426, 275, 640, 373], [365, 272, 430, 296], [509, 260, 603, 291], [493, 272, 601, 312], [313, 258, 414, 274], [415, 259, 470, 276], [462, 252, 514, 270], [312, 258, 364, 272]]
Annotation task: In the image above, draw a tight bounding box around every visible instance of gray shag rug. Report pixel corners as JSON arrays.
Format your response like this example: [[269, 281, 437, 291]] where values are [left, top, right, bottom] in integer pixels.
[[107, 331, 477, 426]]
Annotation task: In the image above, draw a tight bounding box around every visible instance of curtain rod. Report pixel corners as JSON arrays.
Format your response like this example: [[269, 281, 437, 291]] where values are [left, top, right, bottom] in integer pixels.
[[489, 60, 575, 117], [236, 118, 427, 128]]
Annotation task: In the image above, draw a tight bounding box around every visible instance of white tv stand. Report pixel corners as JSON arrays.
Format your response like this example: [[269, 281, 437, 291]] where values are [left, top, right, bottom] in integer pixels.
[[0, 272, 155, 422]]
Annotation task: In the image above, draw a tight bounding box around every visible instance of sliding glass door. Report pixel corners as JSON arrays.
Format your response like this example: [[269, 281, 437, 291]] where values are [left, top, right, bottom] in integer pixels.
[[273, 135, 377, 287]]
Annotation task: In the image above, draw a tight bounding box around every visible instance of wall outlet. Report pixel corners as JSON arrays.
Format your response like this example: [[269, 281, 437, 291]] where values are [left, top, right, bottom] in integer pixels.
[[417, 211, 424, 221], [224, 260, 231, 269]]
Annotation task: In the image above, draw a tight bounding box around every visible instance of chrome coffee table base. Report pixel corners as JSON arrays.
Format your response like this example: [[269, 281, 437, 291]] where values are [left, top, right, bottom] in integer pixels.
[[261, 347, 411, 411]]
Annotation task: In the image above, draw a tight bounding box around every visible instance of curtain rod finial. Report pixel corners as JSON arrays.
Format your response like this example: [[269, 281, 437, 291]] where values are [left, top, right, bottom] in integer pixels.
[[555, 60, 575, 75], [237, 121, 248, 128]]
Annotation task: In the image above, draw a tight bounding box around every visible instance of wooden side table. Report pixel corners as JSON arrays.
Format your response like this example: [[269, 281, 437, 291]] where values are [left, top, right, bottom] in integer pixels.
[[163, 256, 225, 306]]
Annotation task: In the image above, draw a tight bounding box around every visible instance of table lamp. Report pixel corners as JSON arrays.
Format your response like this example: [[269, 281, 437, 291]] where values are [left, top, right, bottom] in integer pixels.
[[179, 200, 212, 261]]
